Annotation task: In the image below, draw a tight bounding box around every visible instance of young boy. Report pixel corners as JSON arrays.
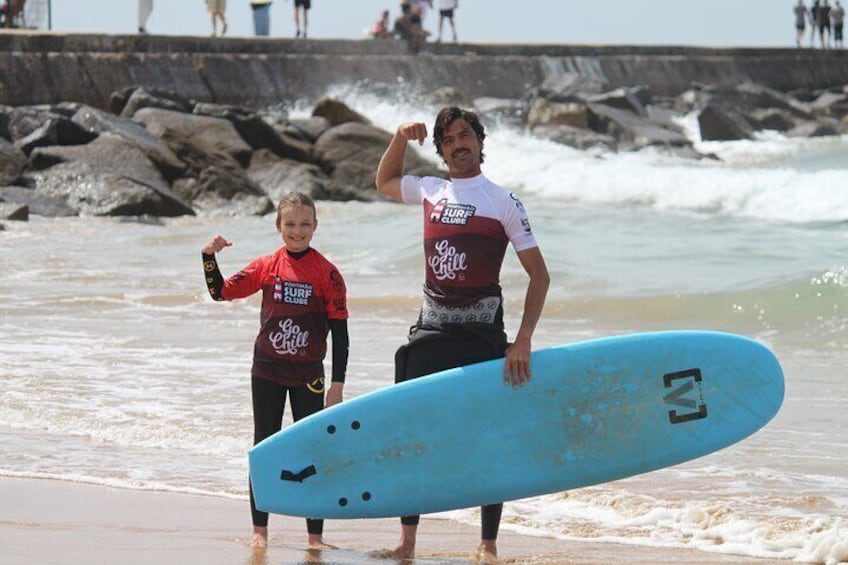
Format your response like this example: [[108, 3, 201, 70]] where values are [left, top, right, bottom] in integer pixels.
[[201, 191, 349, 548]]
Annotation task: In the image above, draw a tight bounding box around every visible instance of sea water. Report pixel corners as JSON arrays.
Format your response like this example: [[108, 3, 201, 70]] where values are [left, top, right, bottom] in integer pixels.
[[1, 91, 846, 564]]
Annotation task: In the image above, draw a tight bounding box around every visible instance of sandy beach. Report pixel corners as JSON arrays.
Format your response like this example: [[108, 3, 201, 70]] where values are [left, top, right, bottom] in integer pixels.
[[0, 477, 789, 565]]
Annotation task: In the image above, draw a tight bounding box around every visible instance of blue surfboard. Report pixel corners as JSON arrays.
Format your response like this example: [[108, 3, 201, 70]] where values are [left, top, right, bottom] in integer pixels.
[[249, 331, 784, 519]]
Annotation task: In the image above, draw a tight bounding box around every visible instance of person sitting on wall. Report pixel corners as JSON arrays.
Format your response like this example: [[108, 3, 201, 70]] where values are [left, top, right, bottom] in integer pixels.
[[1, 0, 26, 28], [370, 9, 393, 39]]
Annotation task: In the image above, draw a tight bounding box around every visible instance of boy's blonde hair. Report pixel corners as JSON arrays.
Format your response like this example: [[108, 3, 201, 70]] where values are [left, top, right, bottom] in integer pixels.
[[275, 192, 317, 231]]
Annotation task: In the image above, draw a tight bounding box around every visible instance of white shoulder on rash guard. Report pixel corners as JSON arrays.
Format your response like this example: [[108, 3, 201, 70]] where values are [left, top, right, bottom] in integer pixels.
[[400, 175, 447, 204]]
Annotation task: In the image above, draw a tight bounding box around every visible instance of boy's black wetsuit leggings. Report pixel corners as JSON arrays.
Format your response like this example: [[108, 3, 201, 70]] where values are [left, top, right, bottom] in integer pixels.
[[394, 325, 507, 541], [249, 376, 325, 535]]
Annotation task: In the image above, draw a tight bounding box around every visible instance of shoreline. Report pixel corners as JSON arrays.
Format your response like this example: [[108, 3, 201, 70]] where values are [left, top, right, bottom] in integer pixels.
[[0, 477, 786, 564]]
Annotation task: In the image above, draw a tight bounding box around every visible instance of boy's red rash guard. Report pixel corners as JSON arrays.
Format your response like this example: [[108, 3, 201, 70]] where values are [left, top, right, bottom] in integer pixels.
[[202, 247, 349, 385]]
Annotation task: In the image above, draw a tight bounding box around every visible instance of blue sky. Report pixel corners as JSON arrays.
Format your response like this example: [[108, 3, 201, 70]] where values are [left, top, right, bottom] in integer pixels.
[[47, 0, 801, 47]]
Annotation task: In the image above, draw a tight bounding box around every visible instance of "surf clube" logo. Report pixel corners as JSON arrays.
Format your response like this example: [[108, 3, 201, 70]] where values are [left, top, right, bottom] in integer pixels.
[[429, 198, 476, 225]]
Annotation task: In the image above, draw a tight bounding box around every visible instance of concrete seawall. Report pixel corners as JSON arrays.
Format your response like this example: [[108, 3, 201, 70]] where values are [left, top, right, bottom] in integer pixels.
[[2, 32, 848, 109]]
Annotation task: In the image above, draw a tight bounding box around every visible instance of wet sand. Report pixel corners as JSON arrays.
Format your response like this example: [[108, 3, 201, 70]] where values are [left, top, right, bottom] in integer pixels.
[[0, 477, 785, 564]]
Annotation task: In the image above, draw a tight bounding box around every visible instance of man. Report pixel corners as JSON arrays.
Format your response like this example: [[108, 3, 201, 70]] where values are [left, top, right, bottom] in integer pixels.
[[374, 107, 550, 561], [437, 0, 458, 43], [794, 0, 810, 47], [832, 0, 845, 47], [293, 0, 310, 38]]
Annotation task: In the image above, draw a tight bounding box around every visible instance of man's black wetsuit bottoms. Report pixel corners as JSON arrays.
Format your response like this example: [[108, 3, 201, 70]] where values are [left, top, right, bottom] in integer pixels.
[[394, 325, 507, 540]]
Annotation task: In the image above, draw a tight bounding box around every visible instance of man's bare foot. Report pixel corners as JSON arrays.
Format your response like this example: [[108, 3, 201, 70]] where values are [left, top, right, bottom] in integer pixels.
[[250, 526, 268, 547], [473, 541, 498, 564], [307, 534, 338, 550], [368, 544, 414, 560]]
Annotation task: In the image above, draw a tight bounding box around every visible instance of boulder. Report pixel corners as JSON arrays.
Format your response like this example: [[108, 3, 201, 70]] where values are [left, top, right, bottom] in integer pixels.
[[311, 98, 371, 127], [0, 201, 28, 221], [248, 149, 330, 203], [697, 103, 754, 141], [172, 168, 273, 217], [0, 185, 77, 217], [134, 107, 254, 167], [26, 133, 194, 217], [13, 116, 98, 155], [313, 122, 444, 201], [71, 105, 187, 181], [0, 137, 27, 184], [529, 124, 617, 151], [588, 103, 690, 149], [120, 86, 193, 118], [526, 98, 589, 129], [194, 102, 312, 161]]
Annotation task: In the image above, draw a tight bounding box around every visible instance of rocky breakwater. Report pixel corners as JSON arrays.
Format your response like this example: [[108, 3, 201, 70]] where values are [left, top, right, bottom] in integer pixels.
[[0, 36, 848, 225], [0, 89, 445, 223], [2, 72, 848, 226]]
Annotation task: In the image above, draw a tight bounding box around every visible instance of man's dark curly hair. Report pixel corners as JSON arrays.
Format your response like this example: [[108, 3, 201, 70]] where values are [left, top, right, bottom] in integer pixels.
[[432, 106, 486, 164]]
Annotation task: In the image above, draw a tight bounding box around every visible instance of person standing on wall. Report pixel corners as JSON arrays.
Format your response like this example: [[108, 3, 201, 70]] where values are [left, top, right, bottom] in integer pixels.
[[832, 0, 845, 47], [437, 0, 458, 43], [207, 0, 228, 36], [138, 0, 153, 33], [293, 0, 310, 38], [251, 0, 272, 36], [794, 0, 810, 47]]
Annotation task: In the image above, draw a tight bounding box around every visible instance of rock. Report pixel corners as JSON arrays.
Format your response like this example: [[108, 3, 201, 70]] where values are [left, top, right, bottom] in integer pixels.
[[6, 105, 58, 141], [787, 120, 844, 138], [0, 201, 28, 221], [172, 168, 273, 217], [26, 133, 194, 217], [248, 149, 330, 203], [526, 98, 589, 129], [472, 97, 527, 128], [71, 105, 187, 181], [588, 103, 690, 149], [313, 122, 443, 201], [0, 185, 77, 217], [748, 108, 796, 132], [311, 98, 371, 127], [193, 102, 311, 161], [529, 124, 617, 151], [120, 86, 193, 118], [13, 116, 98, 155], [0, 137, 27, 184], [697, 103, 754, 141], [134, 107, 254, 167], [587, 86, 651, 116], [285, 116, 331, 144], [0, 104, 11, 140]]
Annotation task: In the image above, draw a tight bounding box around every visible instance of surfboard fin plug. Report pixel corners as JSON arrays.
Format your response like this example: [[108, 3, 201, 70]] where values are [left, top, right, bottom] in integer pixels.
[[281, 465, 317, 482]]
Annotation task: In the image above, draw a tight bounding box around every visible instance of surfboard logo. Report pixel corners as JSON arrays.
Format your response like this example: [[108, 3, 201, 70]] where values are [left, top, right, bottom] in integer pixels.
[[663, 368, 708, 424]]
